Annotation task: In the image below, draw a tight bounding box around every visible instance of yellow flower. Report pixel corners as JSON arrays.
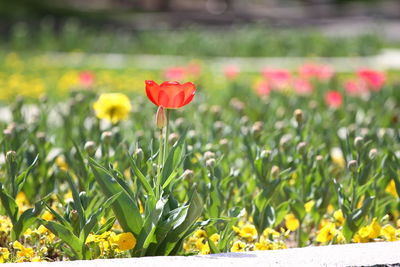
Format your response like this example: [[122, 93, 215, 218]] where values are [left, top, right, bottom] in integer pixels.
[[326, 204, 334, 214], [238, 224, 257, 241], [304, 200, 315, 213], [285, 214, 299, 231], [55, 155, 69, 171], [0, 247, 10, 263], [357, 218, 381, 240], [16, 192, 30, 214], [13, 241, 35, 258], [316, 222, 339, 243], [262, 228, 280, 238], [230, 240, 246, 252], [381, 224, 397, 241], [41, 211, 54, 221], [386, 179, 398, 198], [194, 229, 207, 239], [209, 233, 220, 243], [111, 232, 136, 251], [93, 93, 131, 123], [333, 210, 345, 226]]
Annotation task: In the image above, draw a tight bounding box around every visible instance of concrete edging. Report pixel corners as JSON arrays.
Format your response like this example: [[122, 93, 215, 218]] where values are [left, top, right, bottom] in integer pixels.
[[4, 241, 400, 267]]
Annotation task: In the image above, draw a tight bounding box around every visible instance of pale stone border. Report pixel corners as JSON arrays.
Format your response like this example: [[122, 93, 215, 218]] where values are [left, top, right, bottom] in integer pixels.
[[4, 241, 400, 267], [43, 49, 400, 72]]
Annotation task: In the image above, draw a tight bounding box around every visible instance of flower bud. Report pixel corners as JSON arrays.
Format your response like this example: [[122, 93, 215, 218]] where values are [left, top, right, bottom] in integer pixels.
[[156, 106, 167, 129], [84, 141, 97, 157], [354, 136, 363, 151], [204, 151, 215, 161], [260, 149, 271, 159], [251, 121, 264, 136], [101, 131, 113, 145], [210, 105, 221, 117], [6, 151, 16, 163], [297, 142, 307, 155], [182, 169, 194, 180], [206, 158, 216, 169], [135, 148, 144, 162], [294, 109, 303, 125], [36, 132, 46, 144], [219, 138, 229, 151], [271, 165, 280, 179], [3, 128, 13, 139], [347, 160, 358, 173], [368, 148, 378, 160], [279, 134, 292, 150], [230, 98, 245, 112], [315, 155, 324, 165], [168, 133, 179, 145]]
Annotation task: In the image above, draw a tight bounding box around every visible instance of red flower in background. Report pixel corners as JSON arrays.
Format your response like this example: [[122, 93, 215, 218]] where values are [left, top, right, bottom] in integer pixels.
[[262, 68, 291, 90], [344, 79, 367, 97], [223, 65, 240, 80], [299, 64, 334, 81], [293, 78, 313, 95], [255, 80, 271, 96], [163, 67, 186, 81], [145, 80, 196, 109], [325, 91, 343, 108], [79, 71, 95, 88], [357, 69, 386, 91]]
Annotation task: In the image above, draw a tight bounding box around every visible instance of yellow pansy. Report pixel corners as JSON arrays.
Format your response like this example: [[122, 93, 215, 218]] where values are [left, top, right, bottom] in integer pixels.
[[333, 209, 345, 226], [93, 93, 131, 123], [381, 224, 397, 241], [386, 180, 398, 198], [285, 214, 299, 231], [304, 200, 315, 213], [230, 240, 246, 252], [111, 232, 136, 251], [238, 224, 257, 241], [0, 247, 10, 263]]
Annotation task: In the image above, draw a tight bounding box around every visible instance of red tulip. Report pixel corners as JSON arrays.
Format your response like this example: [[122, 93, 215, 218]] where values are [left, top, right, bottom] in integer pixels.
[[357, 69, 385, 91], [325, 90, 343, 108], [262, 68, 291, 90], [299, 63, 334, 81], [145, 80, 196, 109], [255, 79, 271, 96], [344, 79, 367, 97], [79, 71, 95, 88], [293, 78, 313, 95]]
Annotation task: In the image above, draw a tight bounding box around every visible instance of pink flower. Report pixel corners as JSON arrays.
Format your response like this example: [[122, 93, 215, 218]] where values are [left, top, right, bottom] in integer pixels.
[[357, 69, 386, 91], [79, 71, 95, 88], [186, 62, 202, 78], [299, 63, 334, 81], [293, 78, 313, 95], [164, 67, 186, 81], [325, 91, 343, 108], [344, 79, 367, 97], [262, 68, 291, 90], [255, 79, 271, 96], [223, 65, 240, 80]]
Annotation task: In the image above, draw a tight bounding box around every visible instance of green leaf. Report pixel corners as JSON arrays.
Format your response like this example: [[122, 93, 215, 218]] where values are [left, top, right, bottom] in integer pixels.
[[96, 217, 116, 235], [40, 220, 86, 259], [0, 183, 19, 224], [89, 158, 143, 236], [128, 153, 155, 197], [15, 154, 39, 192], [161, 132, 186, 186], [12, 200, 45, 240]]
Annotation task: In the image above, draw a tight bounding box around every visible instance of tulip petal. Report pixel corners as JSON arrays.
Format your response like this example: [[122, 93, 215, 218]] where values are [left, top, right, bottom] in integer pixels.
[[145, 80, 160, 106], [158, 90, 170, 108], [172, 91, 185, 108]]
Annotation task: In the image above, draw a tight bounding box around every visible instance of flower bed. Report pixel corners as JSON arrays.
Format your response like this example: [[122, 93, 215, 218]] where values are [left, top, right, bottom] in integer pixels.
[[0, 55, 399, 263]]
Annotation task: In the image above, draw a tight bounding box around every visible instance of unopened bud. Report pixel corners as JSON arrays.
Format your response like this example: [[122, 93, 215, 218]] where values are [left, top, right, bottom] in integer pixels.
[[6, 151, 16, 163], [279, 134, 292, 150], [36, 132, 46, 143], [219, 139, 229, 151], [210, 105, 221, 117], [135, 148, 144, 162], [70, 209, 79, 223], [204, 151, 215, 161], [206, 158, 216, 169], [230, 98, 245, 112], [101, 131, 112, 144], [156, 106, 167, 129], [294, 109, 303, 125], [168, 133, 179, 145], [316, 155, 324, 165], [348, 160, 358, 173], [252, 121, 264, 135], [297, 142, 307, 155], [354, 136, 363, 150], [260, 150, 271, 159], [271, 165, 280, 179], [369, 148, 378, 160], [84, 141, 97, 156], [182, 169, 194, 180]]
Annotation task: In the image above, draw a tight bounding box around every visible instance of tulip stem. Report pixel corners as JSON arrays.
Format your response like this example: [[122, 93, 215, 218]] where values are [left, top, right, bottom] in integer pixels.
[[156, 128, 163, 198], [163, 109, 170, 164]]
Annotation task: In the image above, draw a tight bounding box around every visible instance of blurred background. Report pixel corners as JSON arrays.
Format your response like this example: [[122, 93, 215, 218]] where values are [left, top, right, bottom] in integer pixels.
[[1, 0, 400, 56]]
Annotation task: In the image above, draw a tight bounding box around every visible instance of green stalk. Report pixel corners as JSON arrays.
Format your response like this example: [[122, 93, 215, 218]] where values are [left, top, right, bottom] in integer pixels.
[[156, 129, 163, 198], [163, 109, 170, 164]]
